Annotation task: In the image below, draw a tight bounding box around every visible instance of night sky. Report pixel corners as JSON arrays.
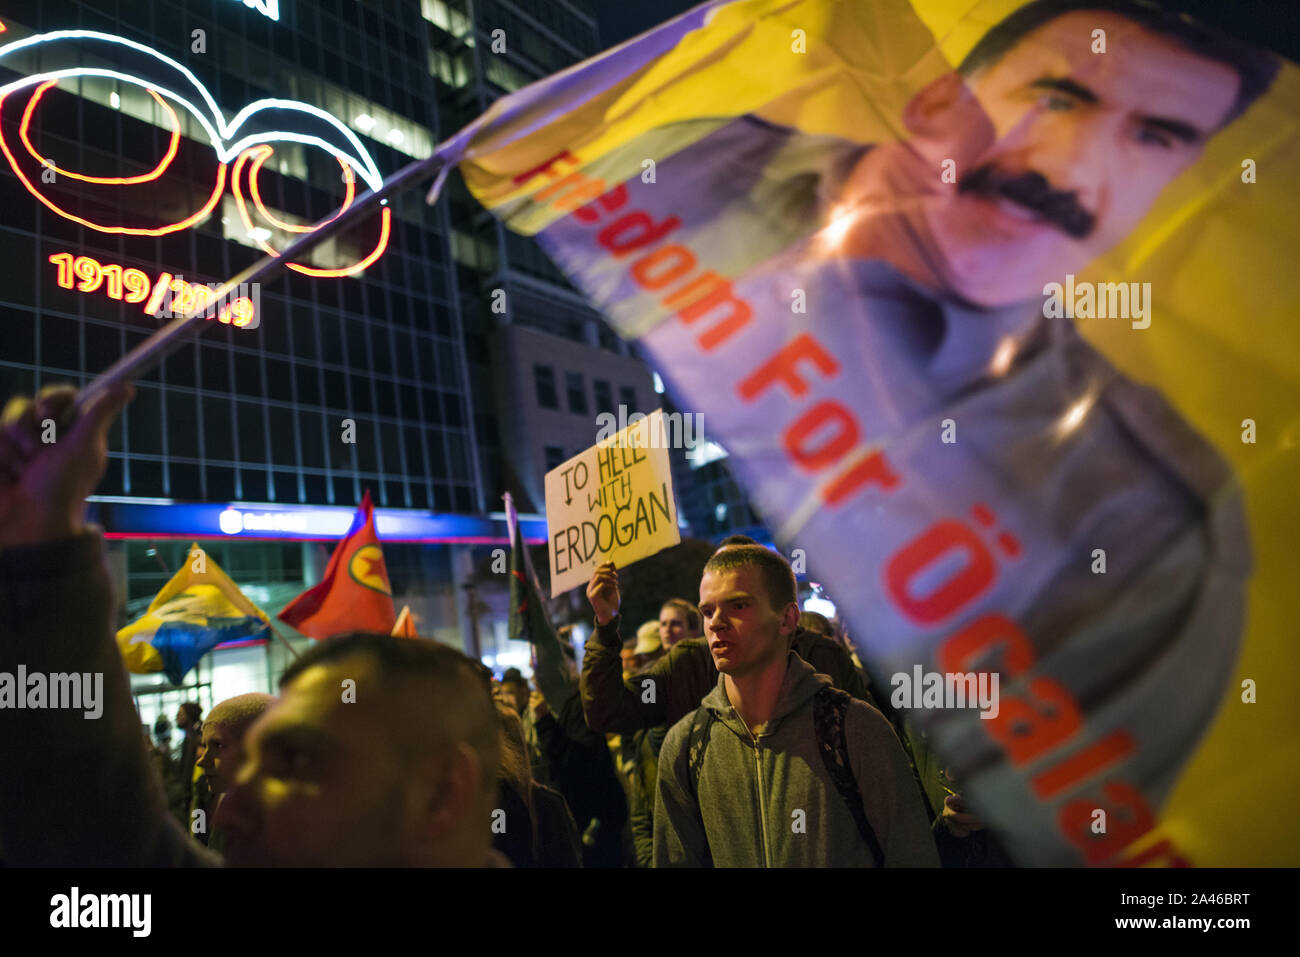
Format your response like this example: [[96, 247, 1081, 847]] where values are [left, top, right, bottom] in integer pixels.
[[594, 0, 707, 51], [591, 0, 1300, 64]]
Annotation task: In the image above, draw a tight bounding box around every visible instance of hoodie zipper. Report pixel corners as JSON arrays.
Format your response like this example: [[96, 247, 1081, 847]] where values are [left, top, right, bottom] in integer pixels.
[[743, 720, 771, 868]]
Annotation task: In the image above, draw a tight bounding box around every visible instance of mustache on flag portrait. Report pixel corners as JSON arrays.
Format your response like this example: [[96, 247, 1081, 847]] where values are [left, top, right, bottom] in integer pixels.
[[955, 165, 1094, 240]]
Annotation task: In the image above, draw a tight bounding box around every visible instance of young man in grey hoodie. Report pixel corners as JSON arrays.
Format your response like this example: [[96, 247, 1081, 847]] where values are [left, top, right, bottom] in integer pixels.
[[649, 545, 937, 867]]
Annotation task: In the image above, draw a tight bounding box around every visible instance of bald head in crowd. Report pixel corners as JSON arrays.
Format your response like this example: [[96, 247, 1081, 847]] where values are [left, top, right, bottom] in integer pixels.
[[197, 693, 274, 795], [215, 632, 500, 867]]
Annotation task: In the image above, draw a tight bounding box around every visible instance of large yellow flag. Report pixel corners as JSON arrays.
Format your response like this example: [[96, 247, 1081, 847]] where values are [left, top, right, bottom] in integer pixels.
[[117, 545, 271, 684], [440, 0, 1299, 864]]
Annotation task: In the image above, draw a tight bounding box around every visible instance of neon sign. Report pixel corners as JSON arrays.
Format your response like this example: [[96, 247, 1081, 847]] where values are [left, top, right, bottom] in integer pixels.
[[234, 1, 281, 22], [47, 252, 258, 328], [0, 31, 389, 277]]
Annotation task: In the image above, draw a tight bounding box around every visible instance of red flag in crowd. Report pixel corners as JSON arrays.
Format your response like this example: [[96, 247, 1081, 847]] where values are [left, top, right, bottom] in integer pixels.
[[278, 490, 396, 639]]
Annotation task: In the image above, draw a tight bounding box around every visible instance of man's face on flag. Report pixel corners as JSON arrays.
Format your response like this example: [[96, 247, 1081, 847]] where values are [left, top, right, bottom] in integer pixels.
[[844, 10, 1240, 307]]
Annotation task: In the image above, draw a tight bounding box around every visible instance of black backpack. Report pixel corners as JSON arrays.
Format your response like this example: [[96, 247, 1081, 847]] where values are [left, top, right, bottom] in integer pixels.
[[684, 684, 884, 867]]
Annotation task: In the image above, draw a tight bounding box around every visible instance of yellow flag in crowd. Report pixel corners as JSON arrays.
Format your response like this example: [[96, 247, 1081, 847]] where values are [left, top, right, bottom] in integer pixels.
[[116, 545, 271, 684]]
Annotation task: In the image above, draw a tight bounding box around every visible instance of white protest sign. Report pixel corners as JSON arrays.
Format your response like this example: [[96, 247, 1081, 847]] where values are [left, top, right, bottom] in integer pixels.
[[545, 409, 681, 596]]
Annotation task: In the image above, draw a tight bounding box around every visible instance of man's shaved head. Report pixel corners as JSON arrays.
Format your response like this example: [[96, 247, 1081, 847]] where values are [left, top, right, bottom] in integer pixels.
[[216, 633, 500, 866], [204, 693, 274, 739], [197, 693, 274, 794], [278, 633, 500, 797]]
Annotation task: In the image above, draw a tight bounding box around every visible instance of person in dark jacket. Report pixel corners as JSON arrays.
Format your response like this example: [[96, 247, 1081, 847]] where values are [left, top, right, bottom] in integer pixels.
[[627, 722, 669, 867], [524, 632, 630, 867], [0, 382, 508, 867], [532, 686, 630, 866], [494, 703, 582, 867], [194, 693, 274, 853], [170, 701, 203, 826], [907, 724, 1016, 867]]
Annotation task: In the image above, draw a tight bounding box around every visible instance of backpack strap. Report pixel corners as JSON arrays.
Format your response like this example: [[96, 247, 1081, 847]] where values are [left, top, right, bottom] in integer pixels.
[[685, 706, 714, 800], [813, 685, 885, 867], [648, 722, 669, 758]]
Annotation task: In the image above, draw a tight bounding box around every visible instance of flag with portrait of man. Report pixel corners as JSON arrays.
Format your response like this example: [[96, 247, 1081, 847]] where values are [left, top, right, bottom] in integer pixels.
[[427, 0, 1300, 864]]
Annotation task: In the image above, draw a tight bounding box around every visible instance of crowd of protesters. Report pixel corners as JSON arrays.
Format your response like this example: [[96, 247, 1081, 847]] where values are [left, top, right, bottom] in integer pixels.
[[0, 383, 1010, 867]]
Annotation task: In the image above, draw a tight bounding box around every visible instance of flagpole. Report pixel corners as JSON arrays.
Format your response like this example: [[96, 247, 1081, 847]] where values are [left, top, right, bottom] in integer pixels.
[[76, 152, 453, 412], [263, 632, 274, 694], [77, 153, 449, 670], [266, 623, 302, 663]]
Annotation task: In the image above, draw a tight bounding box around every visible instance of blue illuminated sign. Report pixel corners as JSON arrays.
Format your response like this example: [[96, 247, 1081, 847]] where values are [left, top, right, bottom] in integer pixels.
[[90, 498, 549, 544]]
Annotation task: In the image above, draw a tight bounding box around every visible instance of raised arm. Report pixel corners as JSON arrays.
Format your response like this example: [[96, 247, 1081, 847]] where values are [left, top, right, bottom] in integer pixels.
[[580, 612, 676, 733], [581, 562, 668, 732], [0, 384, 217, 866]]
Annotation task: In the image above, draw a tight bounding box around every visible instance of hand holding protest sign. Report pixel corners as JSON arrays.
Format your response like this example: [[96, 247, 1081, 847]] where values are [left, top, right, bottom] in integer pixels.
[[587, 562, 621, 626]]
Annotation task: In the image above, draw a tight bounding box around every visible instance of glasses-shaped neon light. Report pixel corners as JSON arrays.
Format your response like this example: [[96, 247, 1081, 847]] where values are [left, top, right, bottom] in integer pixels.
[[0, 31, 391, 277]]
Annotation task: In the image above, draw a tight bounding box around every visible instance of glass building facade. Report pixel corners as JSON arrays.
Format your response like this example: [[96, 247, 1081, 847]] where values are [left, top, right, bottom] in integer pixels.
[[0, 0, 530, 726], [0, 0, 478, 513]]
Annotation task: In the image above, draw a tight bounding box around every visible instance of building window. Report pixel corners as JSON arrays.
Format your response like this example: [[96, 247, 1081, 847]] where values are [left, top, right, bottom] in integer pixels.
[[544, 445, 566, 472], [566, 371, 588, 414], [534, 364, 558, 409], [593, 379, 612, 415], [619, 386, 637, 412]]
